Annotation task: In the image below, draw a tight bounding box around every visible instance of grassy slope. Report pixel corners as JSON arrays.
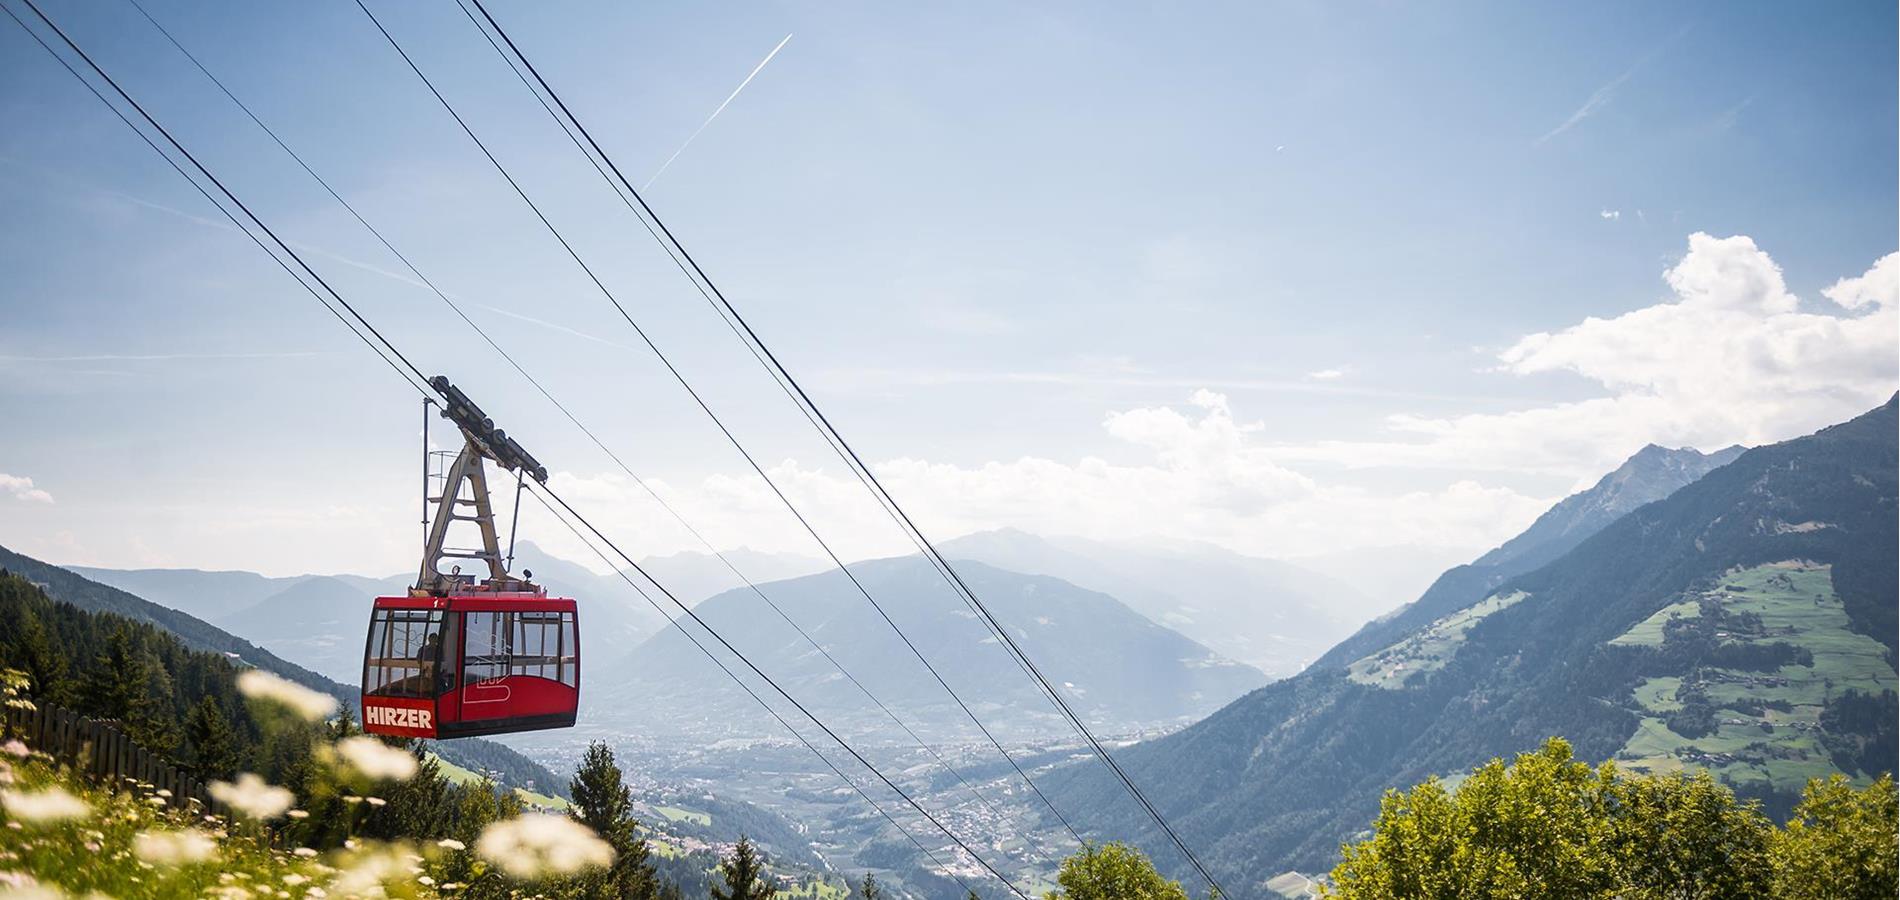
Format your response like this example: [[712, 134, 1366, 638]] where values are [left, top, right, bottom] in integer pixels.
[[429, 752, 569, 810], [1347, 591, 1528, 689]]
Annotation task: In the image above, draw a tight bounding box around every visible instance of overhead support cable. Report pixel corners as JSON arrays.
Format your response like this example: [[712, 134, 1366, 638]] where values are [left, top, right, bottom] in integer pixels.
[[0, 0, 432, 401], [4, 6, 1028, 893], [355, 0, 1083, 847], [121, 0, 1013, 833], [531, 481, 1027, 899], [11, 0, 433, 396], [453, 2, 1222, 891], [520, 486, 988, 900]]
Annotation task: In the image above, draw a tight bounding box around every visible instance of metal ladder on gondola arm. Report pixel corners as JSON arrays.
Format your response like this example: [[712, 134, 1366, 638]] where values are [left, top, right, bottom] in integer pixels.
[[415, 376, 550, 598]]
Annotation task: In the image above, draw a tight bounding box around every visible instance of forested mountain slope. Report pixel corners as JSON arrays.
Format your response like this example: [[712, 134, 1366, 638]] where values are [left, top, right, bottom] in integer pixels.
[[0, 544, 353, 702], [1050, 398, 1897, 895]]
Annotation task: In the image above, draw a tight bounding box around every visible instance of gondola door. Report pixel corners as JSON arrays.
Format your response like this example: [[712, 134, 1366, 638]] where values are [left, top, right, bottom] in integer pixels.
[[457, 608, 513, 727]]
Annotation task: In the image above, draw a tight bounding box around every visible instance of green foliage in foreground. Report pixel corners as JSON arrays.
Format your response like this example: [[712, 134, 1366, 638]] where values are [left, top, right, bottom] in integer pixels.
[[1044, 841, 1201, 900], [1772, 772, 1900, 900], [0, 747, 451, 898], [1323, 737, 1898, 900], [0, 704, 652, 899]]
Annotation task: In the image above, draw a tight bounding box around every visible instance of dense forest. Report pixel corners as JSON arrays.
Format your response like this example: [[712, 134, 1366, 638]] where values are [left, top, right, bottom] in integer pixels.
[[0, 568, 292, 777]]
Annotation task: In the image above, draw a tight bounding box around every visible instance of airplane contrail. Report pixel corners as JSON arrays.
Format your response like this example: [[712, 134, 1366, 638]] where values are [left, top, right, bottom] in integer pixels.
[[473, 303, 642, 352], [645, 33, 793, 189]]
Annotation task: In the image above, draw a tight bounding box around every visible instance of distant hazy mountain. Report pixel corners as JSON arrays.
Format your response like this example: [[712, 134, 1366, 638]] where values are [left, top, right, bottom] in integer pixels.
[[65, 565, 309, 623], [1052, 399, 1894, 895], [941, 529, 1378, 678], [1284, 544, 1479, 614], [592, 556, 1270, 740], [630, 548, 827, 609], [506, 542, 671, 644], [216, 576, 382, 683], [1313, 441, 1747, 671]]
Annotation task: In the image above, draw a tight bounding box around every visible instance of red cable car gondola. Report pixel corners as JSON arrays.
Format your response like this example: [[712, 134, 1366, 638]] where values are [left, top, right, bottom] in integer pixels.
[[362, 592, 578, 739], [362, 377, 579, 740]]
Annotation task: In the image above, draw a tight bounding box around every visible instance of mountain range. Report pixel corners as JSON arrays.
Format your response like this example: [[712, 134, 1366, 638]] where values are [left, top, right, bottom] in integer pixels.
[[590, 555, 1272, 740], [69, 536, 1366, 733], [2, 544, 357, 701], [1049, 398, 1896, 896], [69, 543, 820, 683], [1312, 441, 1747, 672]]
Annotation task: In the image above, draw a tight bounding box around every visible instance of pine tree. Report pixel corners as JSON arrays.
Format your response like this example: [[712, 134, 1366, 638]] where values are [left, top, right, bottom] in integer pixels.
[[710, 836, 775, 900], [365, 749, 453, 841], [80, 626, 145, 721], [131, 658, 179, 754], [858, 874, 883, 900], [184, 697, 239, 778], [6, 609, 67, 706], [330, 702, 359, 739], [77, 625, 175, 750], [569, 741, 660, 899]]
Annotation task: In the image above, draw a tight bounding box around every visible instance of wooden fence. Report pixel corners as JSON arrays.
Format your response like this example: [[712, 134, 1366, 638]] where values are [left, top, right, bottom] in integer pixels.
[[3, 703, 220, 814]]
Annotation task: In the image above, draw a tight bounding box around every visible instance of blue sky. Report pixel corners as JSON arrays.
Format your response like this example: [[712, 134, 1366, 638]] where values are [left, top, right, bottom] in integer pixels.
[[0, 0, 1893, 593]]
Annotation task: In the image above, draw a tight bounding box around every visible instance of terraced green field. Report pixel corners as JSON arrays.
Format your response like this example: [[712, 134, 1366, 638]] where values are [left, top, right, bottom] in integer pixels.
[[1632, 675, 1684, 713], [776, 880, 848, 899], [1611, 561, 1896, 792], [1610, 600, 1700, 646], [1348, 591, 1529, 689], [653, 804, 713, 826]]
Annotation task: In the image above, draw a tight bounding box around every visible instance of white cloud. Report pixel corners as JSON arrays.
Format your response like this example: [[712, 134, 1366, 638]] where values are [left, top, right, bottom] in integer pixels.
[[1272, 235, 1899, 480], [0, 474, 52, 504], [1304, 367, 1348, 381], [1600, 209, 1621, 221], [1823, 250, 1898, 311], [530, 391, 1549, 569]]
